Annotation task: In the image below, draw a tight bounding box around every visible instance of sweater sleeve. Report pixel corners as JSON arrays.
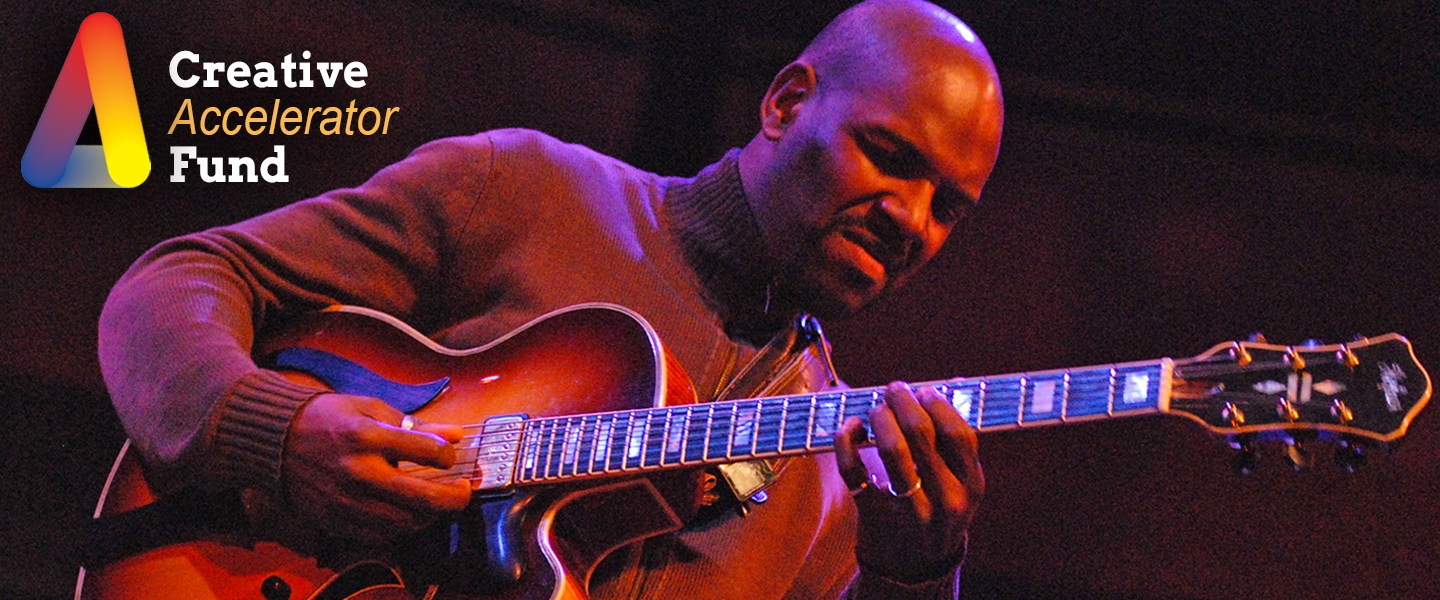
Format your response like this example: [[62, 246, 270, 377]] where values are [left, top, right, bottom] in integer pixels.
[[842, 539, 966, 599], [98, 134, 498, 496]]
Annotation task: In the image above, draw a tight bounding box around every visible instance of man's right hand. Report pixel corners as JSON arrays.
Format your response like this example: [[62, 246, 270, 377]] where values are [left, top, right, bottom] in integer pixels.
[[281, 393, 473, 543]]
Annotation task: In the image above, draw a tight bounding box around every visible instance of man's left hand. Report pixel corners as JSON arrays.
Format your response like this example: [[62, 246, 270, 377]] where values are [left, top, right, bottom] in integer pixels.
[[834, 381, 984, 583]]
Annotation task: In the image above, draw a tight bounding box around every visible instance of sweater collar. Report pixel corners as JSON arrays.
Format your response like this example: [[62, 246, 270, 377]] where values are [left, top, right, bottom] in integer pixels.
[[663, 150, 791, 344]]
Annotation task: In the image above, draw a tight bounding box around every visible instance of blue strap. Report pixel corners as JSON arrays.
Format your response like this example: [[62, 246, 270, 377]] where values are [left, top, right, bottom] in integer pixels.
[[274, 347, 449, 413]]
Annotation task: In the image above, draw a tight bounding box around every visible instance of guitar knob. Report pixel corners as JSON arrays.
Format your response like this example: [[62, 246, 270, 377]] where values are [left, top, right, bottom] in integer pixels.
[[1335, 441, 1367, 473], [261, 576, 292, 600]]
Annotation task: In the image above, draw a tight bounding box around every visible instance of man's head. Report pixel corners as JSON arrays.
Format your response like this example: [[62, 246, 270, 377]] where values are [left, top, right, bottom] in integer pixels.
[[738, 0, 1003, 319]]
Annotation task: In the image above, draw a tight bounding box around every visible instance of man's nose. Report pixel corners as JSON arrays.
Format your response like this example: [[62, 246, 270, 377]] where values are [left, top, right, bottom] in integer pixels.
[[878, 179, 934, 239]]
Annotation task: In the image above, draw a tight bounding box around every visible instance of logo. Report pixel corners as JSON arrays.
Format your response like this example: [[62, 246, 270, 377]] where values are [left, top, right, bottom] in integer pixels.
[[22, 13, 150, 188]]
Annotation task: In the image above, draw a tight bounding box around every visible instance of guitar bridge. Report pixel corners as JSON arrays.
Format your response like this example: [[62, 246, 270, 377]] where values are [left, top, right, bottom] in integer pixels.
[[472, 415, 526, 496]]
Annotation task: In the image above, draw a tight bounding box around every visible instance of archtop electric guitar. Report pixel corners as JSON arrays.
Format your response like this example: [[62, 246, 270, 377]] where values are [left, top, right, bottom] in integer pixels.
[[76, 303, 1432, 600]]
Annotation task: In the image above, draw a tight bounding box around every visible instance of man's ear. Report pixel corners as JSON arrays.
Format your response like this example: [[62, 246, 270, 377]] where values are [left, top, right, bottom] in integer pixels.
[[760, 62, 817, 140]]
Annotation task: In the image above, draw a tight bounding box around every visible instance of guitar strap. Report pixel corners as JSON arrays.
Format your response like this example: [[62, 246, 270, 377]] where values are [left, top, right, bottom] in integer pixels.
[[707, 313, 840, 513]]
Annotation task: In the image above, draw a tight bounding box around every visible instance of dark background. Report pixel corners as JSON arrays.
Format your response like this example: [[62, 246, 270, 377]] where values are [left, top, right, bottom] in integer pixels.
[[3, 1, 1438, 598]]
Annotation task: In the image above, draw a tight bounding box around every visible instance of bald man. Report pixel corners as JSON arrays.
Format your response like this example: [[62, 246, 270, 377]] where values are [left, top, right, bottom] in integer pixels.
[[98, 0, 1003, 597]]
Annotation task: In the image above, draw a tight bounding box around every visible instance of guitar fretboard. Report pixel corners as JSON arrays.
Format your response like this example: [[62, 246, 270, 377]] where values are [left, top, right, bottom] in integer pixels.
[[497, 358, 1171, 486]]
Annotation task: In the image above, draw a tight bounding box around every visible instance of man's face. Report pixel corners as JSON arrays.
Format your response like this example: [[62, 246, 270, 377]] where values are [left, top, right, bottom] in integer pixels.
[[756, 51, 1003, 318]]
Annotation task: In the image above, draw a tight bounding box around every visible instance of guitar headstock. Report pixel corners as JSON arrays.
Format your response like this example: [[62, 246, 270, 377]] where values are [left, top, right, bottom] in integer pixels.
[[1167, 334, 1431, 471]]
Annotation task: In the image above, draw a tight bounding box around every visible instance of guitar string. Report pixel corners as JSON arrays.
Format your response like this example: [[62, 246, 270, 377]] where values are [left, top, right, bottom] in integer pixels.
[[408, 372, 1152, 480], [398, 370, 1166, 483], [388, 355, 1356, 484]]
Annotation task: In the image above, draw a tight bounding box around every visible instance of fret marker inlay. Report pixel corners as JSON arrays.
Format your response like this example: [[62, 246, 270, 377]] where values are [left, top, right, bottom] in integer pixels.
[[1123, 373, 1149, 404], [952, 389, 974, 422], [1033, 381, 1055, 414]]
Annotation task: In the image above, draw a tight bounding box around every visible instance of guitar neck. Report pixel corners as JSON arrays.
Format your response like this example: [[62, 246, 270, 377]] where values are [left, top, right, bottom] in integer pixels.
[[457, 358, 1173, 490]]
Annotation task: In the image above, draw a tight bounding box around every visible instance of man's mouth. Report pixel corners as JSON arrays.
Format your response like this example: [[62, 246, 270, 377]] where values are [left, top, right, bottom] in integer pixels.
[[839, 228, 906, 279], [837, 229, 894, 285]]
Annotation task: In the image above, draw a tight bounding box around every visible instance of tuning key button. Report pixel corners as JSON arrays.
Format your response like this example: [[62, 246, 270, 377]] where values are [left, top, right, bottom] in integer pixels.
[[1285, 347, 1307, 371], [1331, 399, 1354, 425], [1222, 402, 1246, 428], [1228, 342, 1253, 367], [1338, 345, 1361, 369], [1249, 332, 1268, 343], [1276, 398, 1300, 423]]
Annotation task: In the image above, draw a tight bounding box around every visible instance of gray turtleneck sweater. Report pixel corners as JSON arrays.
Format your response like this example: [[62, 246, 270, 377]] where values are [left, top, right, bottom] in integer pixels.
[[99, 129, 960, 598]]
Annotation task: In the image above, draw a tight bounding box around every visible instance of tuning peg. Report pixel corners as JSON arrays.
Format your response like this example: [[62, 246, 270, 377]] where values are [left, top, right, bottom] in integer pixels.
[[1338, 345, 1360, 369], [1284, 437, 1312, 470], [1335, 439, 1367, 473], [1283, 347, 1307, 371], [1228, 343, 1253, 367], [1228, 435, 1258, 475], [1248, 332, 1268, 344]]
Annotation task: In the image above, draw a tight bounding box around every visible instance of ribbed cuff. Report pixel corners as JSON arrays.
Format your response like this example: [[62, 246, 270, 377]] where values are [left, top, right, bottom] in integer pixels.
[[208, 370, 327, 494]]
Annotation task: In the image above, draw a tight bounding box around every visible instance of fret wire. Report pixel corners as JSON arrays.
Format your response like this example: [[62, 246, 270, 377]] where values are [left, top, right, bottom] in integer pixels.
[[539, 419, 554, 480], [976, 380, 987, 429], [619, 411, 636, 471], [658, 408, 671, 467], [593, 414, 607, 474], [805, 394, 818, 450], [1107, 367, 1118, 416], [654, 407, 671, 467], [532, 421, 545, 481], [1060, 371, 1071, 422], [572, 416, 586, 476], [612, 412, 627, 472], [578, 414, 590, 474], [725, 402, 738, 460], [678, 405, 690, 463], [558, 417, 572, 478], [777, 398, 789, 452], [576, 416, 589, 476], [702, 404, 715, 462], [642, 409, 658, 469], [1017, 375, 1027, 427], [605, 413, 618, 473], [530, 419, 544, 481], [553, 417, 566, 479], [552, 417, 564, 478], [621, 411, 634, 470], [605, 414, 620, 473], [558, 416, 572, 477], [567, 416, 580, 477], [754, 399, 769, 455]]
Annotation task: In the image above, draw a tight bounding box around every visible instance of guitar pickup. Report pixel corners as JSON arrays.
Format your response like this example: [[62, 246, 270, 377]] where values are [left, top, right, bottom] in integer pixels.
[[472, 414, 526, 496]]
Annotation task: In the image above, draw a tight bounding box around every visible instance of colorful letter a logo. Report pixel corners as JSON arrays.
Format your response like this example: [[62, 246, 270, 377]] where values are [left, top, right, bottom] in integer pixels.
[[22, 13, 150, 188]]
